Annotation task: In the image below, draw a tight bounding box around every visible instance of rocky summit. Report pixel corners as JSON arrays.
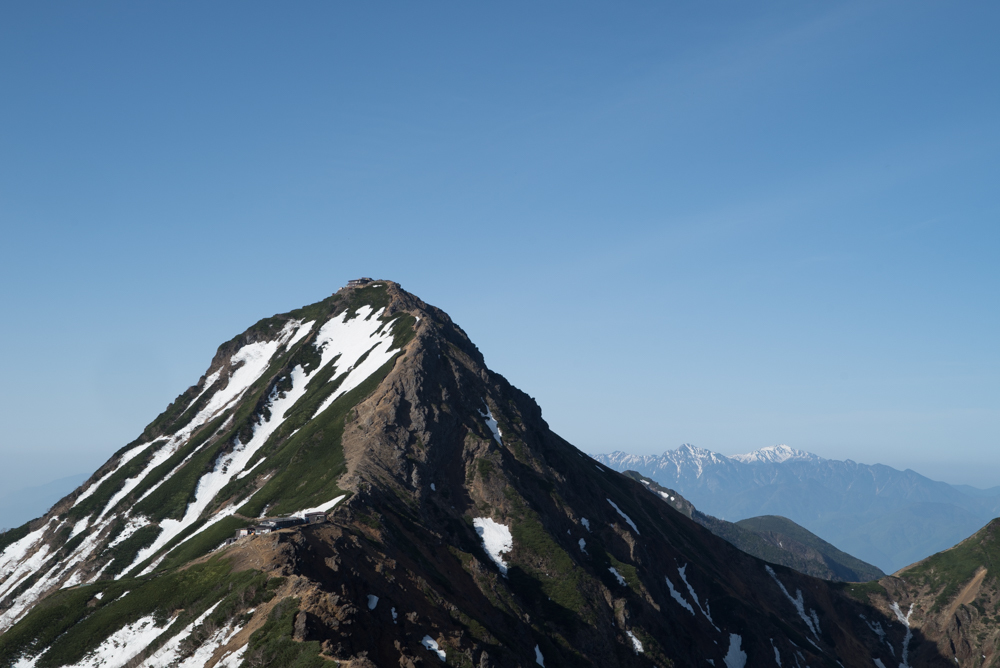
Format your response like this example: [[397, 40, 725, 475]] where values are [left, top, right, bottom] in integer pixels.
[[0, 281, 963, 667]]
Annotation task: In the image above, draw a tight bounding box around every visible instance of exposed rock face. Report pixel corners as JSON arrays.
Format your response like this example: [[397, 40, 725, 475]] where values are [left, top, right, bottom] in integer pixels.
[[0, 281, 954, 667]]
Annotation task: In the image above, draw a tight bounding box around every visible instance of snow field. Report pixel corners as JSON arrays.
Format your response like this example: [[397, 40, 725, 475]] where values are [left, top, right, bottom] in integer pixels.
[[0, 544, 54, 629], [130, 354, 338, 574], [473, 517, 513, 576], [75, 613, 177, 668], [0, 520, 54, 600], [310, 306, 403, 417], [141, 602, 221, 668]]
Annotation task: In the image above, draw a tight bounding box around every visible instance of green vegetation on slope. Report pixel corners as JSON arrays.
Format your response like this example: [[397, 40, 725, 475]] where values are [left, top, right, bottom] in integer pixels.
[[503, 489, 586, 623], [102, 525, 163, 577], [0, 557, 279, 668], [902, 518, 1000, 612], [242, 597, 327, 668], [237, 355, 402, 518]]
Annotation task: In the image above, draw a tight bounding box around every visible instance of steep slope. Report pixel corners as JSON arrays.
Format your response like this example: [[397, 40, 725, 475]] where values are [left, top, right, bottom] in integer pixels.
[[622, 472, 883, 582], [849, 519, 1000, 667], [0, 281, 950, 668], [596, 445, 1000, 573]]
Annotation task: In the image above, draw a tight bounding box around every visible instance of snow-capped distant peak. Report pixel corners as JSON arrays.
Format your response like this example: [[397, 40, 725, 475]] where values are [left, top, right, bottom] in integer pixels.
[[730, 444, 821, 465]]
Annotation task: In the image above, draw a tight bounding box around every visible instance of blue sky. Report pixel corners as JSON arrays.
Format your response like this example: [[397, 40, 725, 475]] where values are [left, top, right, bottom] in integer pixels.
[[1, 1, 998, 496]]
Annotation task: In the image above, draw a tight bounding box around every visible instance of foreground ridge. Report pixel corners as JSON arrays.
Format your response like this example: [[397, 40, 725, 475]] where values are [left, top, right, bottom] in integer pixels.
[[0, 281, 956, 667]]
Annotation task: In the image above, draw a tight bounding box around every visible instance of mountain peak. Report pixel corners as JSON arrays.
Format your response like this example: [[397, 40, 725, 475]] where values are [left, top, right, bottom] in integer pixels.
[[730, 444, 822, 464], [0, 284, 954, 668]]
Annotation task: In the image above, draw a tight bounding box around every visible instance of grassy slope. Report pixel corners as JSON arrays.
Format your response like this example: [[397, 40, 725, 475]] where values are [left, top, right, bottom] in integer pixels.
[[900, 518, 1000, 612], [0, 557, 281, 668]]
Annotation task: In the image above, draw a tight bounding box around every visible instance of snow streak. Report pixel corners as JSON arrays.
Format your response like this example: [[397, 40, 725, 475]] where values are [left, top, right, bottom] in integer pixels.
[[606, 499, 639, 535], [766, 565, 820, 640]]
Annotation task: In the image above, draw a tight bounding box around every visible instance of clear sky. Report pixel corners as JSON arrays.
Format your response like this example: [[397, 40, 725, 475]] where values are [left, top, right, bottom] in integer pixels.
[[1, 2, 998, 495]]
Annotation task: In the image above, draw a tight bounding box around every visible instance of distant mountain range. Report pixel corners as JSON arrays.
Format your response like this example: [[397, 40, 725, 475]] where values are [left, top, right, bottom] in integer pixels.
[[622, 471, 885, 582], [595, 444, 1000, 574]]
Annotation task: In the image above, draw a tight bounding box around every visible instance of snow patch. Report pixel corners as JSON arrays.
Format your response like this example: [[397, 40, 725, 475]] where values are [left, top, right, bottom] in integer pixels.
[[69, 518, 91, 539], [216, 645, 247, 668], [771, 639, 782, 667], [295, 494, 347, 518], [107, 516, 150, 549], [580, 518, 590, 531], [890, 602, 914, 668], [608, 567, 627, 586], [606, 499, 639, 535], [665, 576, 695, 615], [368, 595, 379, 610], [473, 517, 513, 576], [535, 645, 545, 666], [627, 630, 644, 654], [421, 636, 446, 661], [677, 564, 718, 630], [873, 660, 887, 668], [724, 634, 747, 668], [578, 538, 587, 554], [479, 404, 503, 445]]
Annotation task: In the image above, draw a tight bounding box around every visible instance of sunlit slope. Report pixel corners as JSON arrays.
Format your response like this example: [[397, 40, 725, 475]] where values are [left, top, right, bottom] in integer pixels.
[[0, 282, 415, 630], [0, 281, 956, 668]]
